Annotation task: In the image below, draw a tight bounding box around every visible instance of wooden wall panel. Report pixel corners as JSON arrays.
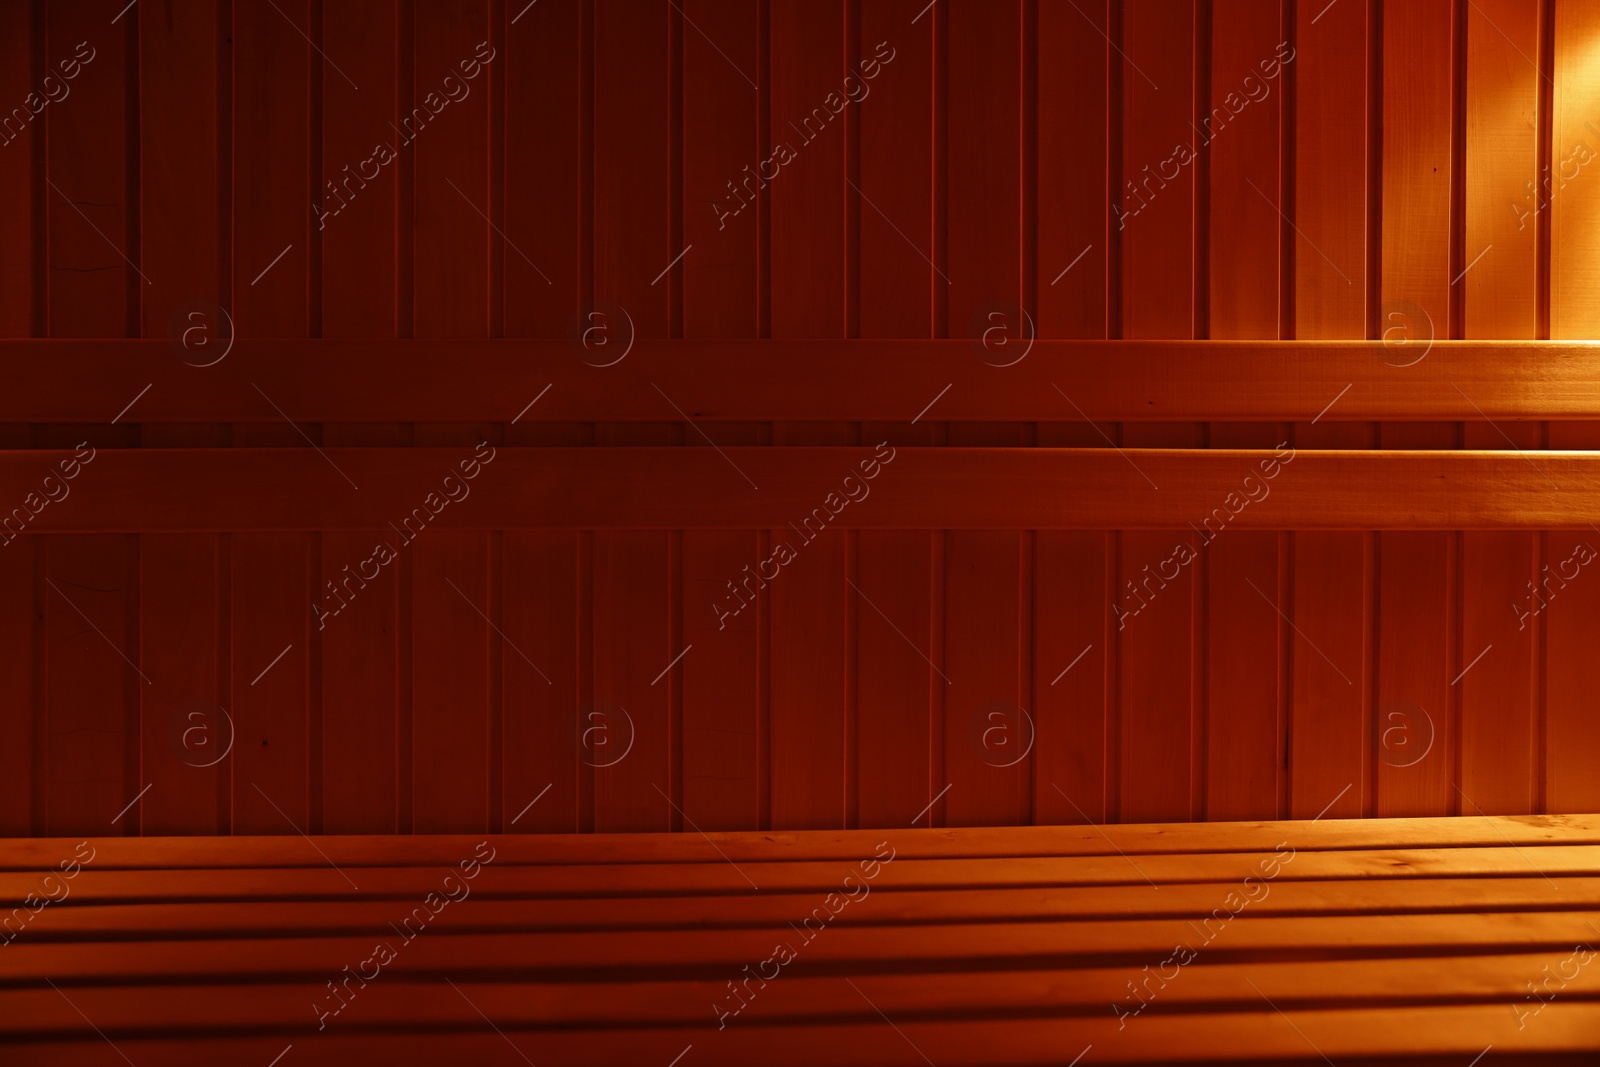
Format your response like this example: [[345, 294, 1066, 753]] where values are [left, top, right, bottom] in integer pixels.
[[944, 0, 1029, 828], [1376, 0, 1456, 819], [1289, 0, 1371, 820], [856, 0, 936, 830], [0, 1, 35, 337], [1118, 0, 1199, 823], [319, 0, 403, 834], [2, 0, 1600, 839], [593, 1, 673, 832], [231, 0, 313, 835], [1459, 0, 1542, 817], [768, 0, 850, 830], [41, 0, 137, 838], [0, 1, 36, 835], [410, 1, 495, 835], [1545, 0, 1600, 815], [1204, 0, 1287, 822], [1032, 0, 1112, 828], [500, 0, 585, 836], [680, 0, 762, 832]]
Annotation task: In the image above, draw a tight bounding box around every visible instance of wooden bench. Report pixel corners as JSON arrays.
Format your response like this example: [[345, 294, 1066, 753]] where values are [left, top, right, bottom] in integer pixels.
[[3, 815, 1599, 1063]]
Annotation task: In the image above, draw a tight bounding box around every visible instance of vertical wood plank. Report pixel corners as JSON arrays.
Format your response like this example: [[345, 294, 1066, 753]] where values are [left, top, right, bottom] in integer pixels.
[[768, 0, 849, 830], [593, 0, 672, 832], [0, 527, 32, 836], [43, 1, 137, 836], [231, 0, 313, 834], [137, 529, 221, 834], [1117, 0, 1198, 823], [502, 528, 580, 833], [43, 528, 136, 837], [504, 0, 581, 335], [0, 0, 37, 835], [46, 0, 134, 339], [1460, 0, 1541, 816], [1376, 0, 1456, 818], [0, 0, 36, 337], [1381, 0, 1453, 329], [319, 1, 402, 834], [1545, 0, 1600, 814], [1289, 0, 1371, 819], [501, 0, 584, 834], [678, 0, 761, 832], [1033, 0, 1112, 826], [1204, 0, 1287, 822], [409, 0, 494, 833], [941, 0, 1027, 828], [853, 0, 935, 829]]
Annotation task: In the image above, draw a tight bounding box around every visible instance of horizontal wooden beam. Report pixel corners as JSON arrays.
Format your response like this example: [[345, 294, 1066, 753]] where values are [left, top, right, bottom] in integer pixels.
[[3, 338, 1600, 422], [4, 446, 1599, 531]]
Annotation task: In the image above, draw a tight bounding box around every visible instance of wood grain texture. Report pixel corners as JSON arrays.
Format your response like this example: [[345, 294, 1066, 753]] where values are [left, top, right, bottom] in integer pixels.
[[8, 446, 1600, 531], [5, 816, 1600, 1063], [9, 338, 1600, 421]]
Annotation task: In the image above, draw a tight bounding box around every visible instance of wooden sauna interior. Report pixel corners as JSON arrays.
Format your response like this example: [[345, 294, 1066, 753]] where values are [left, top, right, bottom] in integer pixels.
[[3, 0, 1600, 1062]]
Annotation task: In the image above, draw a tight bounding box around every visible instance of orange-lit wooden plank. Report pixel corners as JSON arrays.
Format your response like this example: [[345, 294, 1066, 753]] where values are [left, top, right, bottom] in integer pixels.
[[1375, 432, 1456, 819], [1, 949, 1595, 1036], [1204, 0, 1288, 823], [18, 875, 1600, 939], [10, 810, 1600, 868], [1036, 0, 1109, 339], [1550, 0, 1600, 341], [14, 445, 1600, 531], [1120, 0, 1196, 338], [1208, 0, 1284, 341], [1032, 0, 1113, 828], [1382, 0, 1453, 335], [10, 337, 1600, 421], [1458, 0, 1543, 819], [1288, 0, 1373, 821], [1294, 0, 1367, 333], [1377, 0, 1456, 821], [7, 1004, 1600, 1066], [1203, 425, 1285, 821], [1545, 0, 1600, 814], [1117, 1, 1199, 825], [7, 904, 1600, 973]]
